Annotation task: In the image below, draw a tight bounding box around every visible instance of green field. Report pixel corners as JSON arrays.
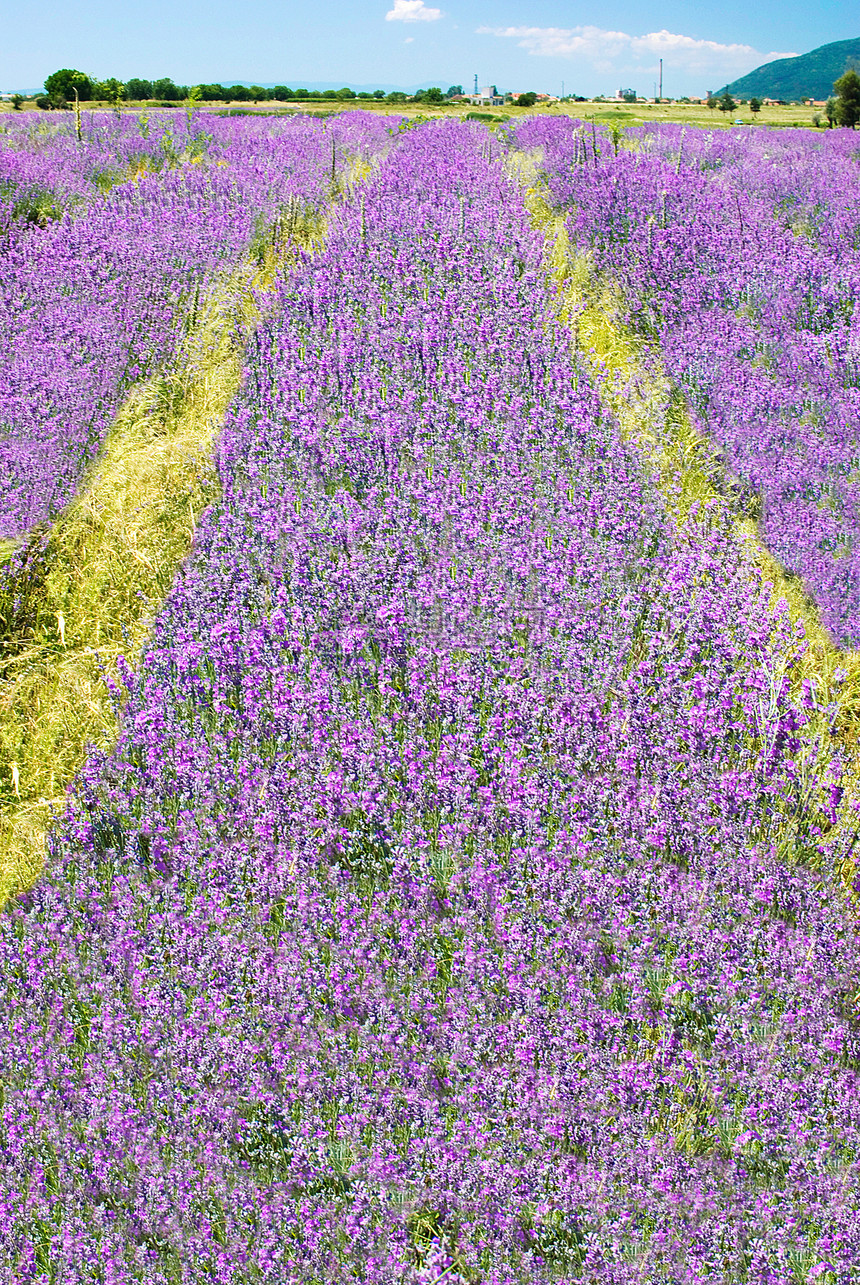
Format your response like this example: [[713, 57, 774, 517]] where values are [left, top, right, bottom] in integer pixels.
[[0, 98, 832, 130]]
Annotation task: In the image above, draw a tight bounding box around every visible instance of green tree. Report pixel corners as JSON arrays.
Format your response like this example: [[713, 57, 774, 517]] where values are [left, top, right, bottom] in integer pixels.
[[271, 86, 293, 100], [373, 89, 385, 99], [11, 93, 24, 110], [386, 91, 407, 104], [749, 96, 762, 115], [621, 89, 637, 103], [335, 87, 356, 100], [423, 86, 444, 104], [706, 94, 718, 110], [515, 92, 537, 107], [294, 87, 309, 99], [44, 69, 93, 104], [249, 85, 269, 102], [834, 68, 860, 128], [227, 84, 250, 102], [93, 78, 125, 112], [125, 78, 153, 100], [446, 84, 463, 98], [825, 96, 838, 127], [718, 92, 736, 115], [152, 77, 181, 101]]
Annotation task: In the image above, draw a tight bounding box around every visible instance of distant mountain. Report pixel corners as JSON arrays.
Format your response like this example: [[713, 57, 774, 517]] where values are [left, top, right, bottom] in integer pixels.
[[718, 37, 860, 101]]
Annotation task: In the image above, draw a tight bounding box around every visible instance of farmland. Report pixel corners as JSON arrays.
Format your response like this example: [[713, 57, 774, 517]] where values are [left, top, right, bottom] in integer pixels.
[[0, 98, 833, 133], [1, 109, 860, 1282]]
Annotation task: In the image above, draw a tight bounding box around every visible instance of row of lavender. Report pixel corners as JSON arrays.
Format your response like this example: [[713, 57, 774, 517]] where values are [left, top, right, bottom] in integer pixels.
[[0, 112, 393, 539], [1, 120, 857, 1282], [0, 111, 386, 242], [0, 114, 161, 236], [513, 119, 860, 648], [0, 112, 282, 248]]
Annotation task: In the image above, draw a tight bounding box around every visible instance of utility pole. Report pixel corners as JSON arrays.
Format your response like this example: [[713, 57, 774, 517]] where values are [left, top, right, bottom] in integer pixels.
[[659, 58, 663, 101]]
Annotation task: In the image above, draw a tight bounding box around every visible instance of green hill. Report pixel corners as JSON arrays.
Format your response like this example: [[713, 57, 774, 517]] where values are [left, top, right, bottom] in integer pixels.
[[718, 36, 860, 101]]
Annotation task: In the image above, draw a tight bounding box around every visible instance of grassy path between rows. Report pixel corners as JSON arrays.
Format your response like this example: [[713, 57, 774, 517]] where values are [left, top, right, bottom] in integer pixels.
[[517, 165, 860, 894], [0, 231, 325, 909]]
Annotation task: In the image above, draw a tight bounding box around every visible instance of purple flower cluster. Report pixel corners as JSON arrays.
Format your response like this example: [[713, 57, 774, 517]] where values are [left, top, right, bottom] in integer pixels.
[[1, 120, 858, 1282], [515, 118, 860, 646], [0, 114, 159, 238], [0, 140, 91, 237], [0, 112, 394, 538]]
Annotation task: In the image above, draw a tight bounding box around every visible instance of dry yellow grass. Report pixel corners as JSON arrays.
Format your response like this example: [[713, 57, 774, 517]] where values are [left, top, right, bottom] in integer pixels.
[[521, 176, 856, 673], [0, 210, 331, 908], [0, 283, 245, 904]]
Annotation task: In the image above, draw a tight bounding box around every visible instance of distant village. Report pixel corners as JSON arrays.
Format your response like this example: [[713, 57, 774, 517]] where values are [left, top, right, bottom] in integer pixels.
[[454, 85, 829, 108]]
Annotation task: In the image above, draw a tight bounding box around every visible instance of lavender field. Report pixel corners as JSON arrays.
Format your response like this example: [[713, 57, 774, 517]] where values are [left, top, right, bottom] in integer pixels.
[[1, 111, 860, 1284], [514, 117, 860, 649]]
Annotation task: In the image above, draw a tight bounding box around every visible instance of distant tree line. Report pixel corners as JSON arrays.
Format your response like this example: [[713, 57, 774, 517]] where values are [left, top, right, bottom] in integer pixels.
[[30, 70, 469, 110]]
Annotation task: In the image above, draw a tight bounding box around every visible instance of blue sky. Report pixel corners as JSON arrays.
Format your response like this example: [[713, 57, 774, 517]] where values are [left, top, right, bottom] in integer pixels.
[[2, 0, 856, 97]]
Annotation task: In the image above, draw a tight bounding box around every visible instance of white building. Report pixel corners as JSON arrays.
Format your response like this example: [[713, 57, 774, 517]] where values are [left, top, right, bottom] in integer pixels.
[[470, 85, 504, 106]]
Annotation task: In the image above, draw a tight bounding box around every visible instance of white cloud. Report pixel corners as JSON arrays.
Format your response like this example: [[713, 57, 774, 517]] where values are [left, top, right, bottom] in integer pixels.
[[386, 0, 443, 22], [477, 24, 795, 79]]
